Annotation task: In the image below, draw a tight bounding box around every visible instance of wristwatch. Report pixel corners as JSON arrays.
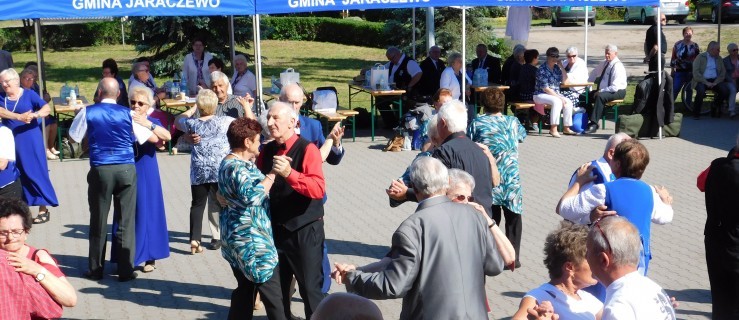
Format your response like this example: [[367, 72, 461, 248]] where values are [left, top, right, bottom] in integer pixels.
[[149, 123, 157, 131], [488, 220, 496, 228], [35, 271, 46, 282]]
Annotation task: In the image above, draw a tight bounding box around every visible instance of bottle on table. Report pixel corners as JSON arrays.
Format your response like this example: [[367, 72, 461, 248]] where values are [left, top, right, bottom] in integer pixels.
[[271, 75, 279, 94], [180, 72, 188, 96], [69, 87, 77, 107]]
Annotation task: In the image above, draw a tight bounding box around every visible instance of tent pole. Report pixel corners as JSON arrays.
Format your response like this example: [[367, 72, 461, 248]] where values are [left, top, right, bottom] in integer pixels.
[[427, 7, 435, 48], [657, 7, 663, 140], [34, 18, 47, 152], [718, 4, 722, 47], [228, 16, 236, 65], [412, 8, 416, 59], [253, 15, 263, 116], [584, 6, 589, 65], [461, 7, 466, 105]]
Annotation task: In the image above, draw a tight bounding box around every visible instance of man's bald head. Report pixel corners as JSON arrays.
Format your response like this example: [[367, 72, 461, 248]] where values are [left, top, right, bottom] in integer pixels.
[[279, 83, 304, 113], [312, 293, 384, 320], [98, 77, 120, 100]]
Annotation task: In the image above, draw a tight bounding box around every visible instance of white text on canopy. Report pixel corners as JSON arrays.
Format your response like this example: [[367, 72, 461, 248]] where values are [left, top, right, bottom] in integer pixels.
[[72, 0, 221, 10], [288, 0, 429, 9]]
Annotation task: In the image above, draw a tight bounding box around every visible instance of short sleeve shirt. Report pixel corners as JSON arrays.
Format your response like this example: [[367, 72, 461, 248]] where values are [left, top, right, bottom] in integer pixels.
[[534, 64, 563, 95]]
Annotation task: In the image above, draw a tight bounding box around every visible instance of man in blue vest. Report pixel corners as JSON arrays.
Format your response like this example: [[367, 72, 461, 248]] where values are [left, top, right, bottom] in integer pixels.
[[70, 78, 154, 282], [567, 133, 631, 191], [557, 140, 674, 275]]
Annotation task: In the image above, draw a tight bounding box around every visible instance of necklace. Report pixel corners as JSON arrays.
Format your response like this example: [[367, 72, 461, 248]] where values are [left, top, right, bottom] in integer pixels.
[[554, 283, 578, 298], [228, 152, 243, 160], [4, 89, 23, 113]]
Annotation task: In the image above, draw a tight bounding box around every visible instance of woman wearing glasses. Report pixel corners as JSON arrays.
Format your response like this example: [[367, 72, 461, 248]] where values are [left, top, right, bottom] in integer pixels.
[[0, 68, 58, 225], [111, 87, 171, 273], [532, 47, 577, 138], [511, 222, 602, 320], [0, 197, 77, 318], [468, 88, 526, 268]]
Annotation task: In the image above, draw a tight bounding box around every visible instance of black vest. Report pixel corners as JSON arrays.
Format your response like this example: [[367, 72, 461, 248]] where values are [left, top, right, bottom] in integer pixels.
[[261, 137, 324, 232], [389, 55, 413, 90], [704, 152, 739, 234]]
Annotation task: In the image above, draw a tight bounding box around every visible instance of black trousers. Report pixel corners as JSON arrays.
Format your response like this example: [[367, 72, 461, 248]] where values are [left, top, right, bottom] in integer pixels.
[[274, 220, 325, 319], [0, 179, 23, 200], [694, 81, 732, 117], [705, 234, 739, 319], [189, 183, 220, 243], [492, 205, 522, 265], [588, 90, 627, 125], [228, 266, 286, 320], [88, 164, 137, 277]]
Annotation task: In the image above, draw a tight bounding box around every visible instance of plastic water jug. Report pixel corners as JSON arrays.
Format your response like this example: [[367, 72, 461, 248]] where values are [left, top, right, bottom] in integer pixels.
[[271, 75, 280, 94], [69, 87, 77, 107], [60, 83, 70, 100], [180, 72, 188, 95]]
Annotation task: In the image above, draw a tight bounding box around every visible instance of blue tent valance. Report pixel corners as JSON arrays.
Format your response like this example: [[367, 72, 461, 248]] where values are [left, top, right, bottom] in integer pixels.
[[0, 0, 255, 20]]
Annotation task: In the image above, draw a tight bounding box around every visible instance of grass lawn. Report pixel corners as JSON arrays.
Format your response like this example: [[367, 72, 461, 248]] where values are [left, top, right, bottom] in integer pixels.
[[9, 41, 387, 113]]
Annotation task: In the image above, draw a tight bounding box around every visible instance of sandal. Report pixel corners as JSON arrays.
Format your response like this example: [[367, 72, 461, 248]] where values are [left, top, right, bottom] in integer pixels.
[[143, 261, 156, 273], [33, 210, 51, 224], [190, 240, 204, 255]]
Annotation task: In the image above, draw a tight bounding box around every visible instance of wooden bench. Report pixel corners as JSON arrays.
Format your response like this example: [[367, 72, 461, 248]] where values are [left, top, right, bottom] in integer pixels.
[[511, 101, 555, 135], [309, 108, 357, 142], [602, 99, 624, 130]]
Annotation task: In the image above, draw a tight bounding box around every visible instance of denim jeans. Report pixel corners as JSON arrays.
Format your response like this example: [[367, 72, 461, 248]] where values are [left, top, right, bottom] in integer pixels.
[[673, 71, 693, 104]]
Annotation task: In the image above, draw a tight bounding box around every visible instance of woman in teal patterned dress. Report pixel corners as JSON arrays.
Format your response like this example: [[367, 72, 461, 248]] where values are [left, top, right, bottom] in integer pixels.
[[467, 88, 527, 268], [218, 117, 285, 320]]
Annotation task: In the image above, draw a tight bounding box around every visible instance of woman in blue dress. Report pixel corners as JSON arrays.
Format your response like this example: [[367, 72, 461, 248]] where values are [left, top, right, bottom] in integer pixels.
[[468, 87, 527, 268], [0, 68, 58, 223], [218, 116, 283, 320], [112, 87, 172, 273]]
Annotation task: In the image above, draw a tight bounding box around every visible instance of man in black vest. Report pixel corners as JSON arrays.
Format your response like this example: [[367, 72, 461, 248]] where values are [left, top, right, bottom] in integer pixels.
[[257, 102, 326, 319], [377, 47, 423, 129], [418, 45, 446, 98], [699, 137, 739, 319]]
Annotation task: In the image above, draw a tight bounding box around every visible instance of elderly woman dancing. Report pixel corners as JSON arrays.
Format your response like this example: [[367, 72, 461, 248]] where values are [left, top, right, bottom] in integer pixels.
[[468, 88, 527, 268], [176, 89, 234, 254], [219, 116, 285, 320], [0, 197, 77, 318], [111, 87, 172, 273], [0, 68, 58, 224], [512, 222, 602, 320]]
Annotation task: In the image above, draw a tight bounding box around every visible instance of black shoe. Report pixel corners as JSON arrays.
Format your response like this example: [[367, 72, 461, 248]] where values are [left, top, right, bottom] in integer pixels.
[[584, 122, 599, 134], [119, 272, 138, 282], [83, 270, 103, 280], [208, 239, 222, 250]]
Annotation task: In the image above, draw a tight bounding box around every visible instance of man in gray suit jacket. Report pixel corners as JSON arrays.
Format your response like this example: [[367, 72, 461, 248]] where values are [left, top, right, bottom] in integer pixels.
[[332, 157, 504, 319]]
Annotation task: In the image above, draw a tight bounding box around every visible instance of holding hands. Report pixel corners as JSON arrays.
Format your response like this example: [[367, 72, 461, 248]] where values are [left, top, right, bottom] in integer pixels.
[[386, 179, 408, 201], [526, 301, 559, 320], [272, 155, 293, 178], [329, 122, 345, 147], [331, 262, 357, 285]]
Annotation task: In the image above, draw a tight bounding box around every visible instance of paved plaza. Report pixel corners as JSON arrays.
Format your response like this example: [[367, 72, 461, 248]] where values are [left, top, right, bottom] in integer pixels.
[[32, 110, 736, 319]]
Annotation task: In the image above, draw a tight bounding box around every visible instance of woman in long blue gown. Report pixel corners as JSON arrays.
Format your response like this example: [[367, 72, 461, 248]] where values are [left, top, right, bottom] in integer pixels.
[[112, 87, 171, 272], [0, 68, 58, 223]]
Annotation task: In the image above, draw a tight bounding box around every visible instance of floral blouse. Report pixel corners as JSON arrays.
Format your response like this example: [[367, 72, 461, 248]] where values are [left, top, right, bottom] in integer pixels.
[[180, 116, 233, 185], [467, 114, 527, 214], [534, 64, 563, 96], [671, 41, 700, 72], [218, 158, 278, 283]]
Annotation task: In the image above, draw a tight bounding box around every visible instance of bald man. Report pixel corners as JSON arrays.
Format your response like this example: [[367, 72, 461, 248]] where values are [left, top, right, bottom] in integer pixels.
[[70, 77, 154, 282], [312, 293, 383, 320]]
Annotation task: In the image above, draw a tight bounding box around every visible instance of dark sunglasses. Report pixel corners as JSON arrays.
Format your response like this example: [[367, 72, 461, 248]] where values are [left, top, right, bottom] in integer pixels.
[[130, 100, 148, 107], [453, 194, 474, 202], [591, 214, 617, 255], [566, 55, 577, 58], [549, 54, 560, 58], [732, 49, 739, 52]]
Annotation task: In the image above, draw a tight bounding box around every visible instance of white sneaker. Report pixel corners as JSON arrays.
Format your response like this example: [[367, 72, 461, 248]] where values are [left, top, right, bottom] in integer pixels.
[[46, 150, 58, 160], [50, 147, 60, 155]]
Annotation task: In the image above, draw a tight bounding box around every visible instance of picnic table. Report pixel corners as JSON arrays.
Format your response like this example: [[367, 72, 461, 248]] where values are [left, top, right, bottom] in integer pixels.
[[52, 96, 91, 161], [347, 82, 405, 142]]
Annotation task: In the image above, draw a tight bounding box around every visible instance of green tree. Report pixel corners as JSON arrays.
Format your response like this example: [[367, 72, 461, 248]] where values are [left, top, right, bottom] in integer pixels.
[[130, 16, 252, 77]]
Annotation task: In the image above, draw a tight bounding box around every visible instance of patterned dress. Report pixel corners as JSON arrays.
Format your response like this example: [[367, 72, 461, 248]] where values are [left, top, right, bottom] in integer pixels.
[[467, 114, 527, 214], [218, 158, 278, 283], [180, 116, 234, 185]]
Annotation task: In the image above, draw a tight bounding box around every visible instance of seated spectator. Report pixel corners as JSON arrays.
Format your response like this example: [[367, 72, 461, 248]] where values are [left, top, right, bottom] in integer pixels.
[[100, 58, 129, 107], [518, 49, 539, 101], [723, 43, 739, 119], [561, 46, 589, 108], [585, 44, 627, 134], [692, 41, 735, 119], [671, 27, 700, 111], [377, 47, 423, 129], [207, 57, 232, 94], [312, 292, 384, 320], [0, 197, 77, 319], [586, 216, 676, 319], [129, 62, 157, 97], [439, 52, 471, 101], [333, 156, 504, 319], [512, 222, 602, 320], [533, 47, 576, 137], [503, 44, 526, 104], [128, 57, 157, 90], [231, 54, 257, 98], [557, 140, 673, 275], [418, 46, 445, 97], [471, 43, 502, 84]]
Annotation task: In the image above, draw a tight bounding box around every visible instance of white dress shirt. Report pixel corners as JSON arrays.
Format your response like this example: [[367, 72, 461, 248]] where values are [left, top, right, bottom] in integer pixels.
[[385, 54, 422, 80], [69, 98, 152, 144], [567, 157, 614, 190], [603, 272, 676, 320], [588, 57, 628, 93], [704, 56, 718, 79], [563, 57, 589, 93], [231, 70, 257, 97], [558, 182, 674, 225]]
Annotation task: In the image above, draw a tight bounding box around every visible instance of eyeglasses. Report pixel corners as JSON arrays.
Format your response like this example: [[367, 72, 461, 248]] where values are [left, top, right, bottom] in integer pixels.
[[591, 214, 617, 255], [0, 229, 26, 239], [549, 54, 560, 59], [452, 194, 474, 202], [732, 49, 739, 52], [130, 100, 148, 107], [0, 79, 17, 85]]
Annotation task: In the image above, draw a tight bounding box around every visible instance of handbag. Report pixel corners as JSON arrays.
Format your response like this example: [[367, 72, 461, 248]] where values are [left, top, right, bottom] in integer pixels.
[[370, 63, 389, 90], [279, 68, 300, 87]]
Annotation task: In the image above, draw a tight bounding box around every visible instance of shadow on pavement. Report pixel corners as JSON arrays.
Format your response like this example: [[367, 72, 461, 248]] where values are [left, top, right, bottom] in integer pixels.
[[326, 239, 389, 260], [500, 291, 526, 299], [664, 288, 712, 304], [678, 117, 738, 152]]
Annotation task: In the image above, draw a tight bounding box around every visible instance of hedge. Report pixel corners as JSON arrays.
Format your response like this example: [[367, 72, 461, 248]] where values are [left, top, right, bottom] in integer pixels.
[[262, 17, 387, 48]]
